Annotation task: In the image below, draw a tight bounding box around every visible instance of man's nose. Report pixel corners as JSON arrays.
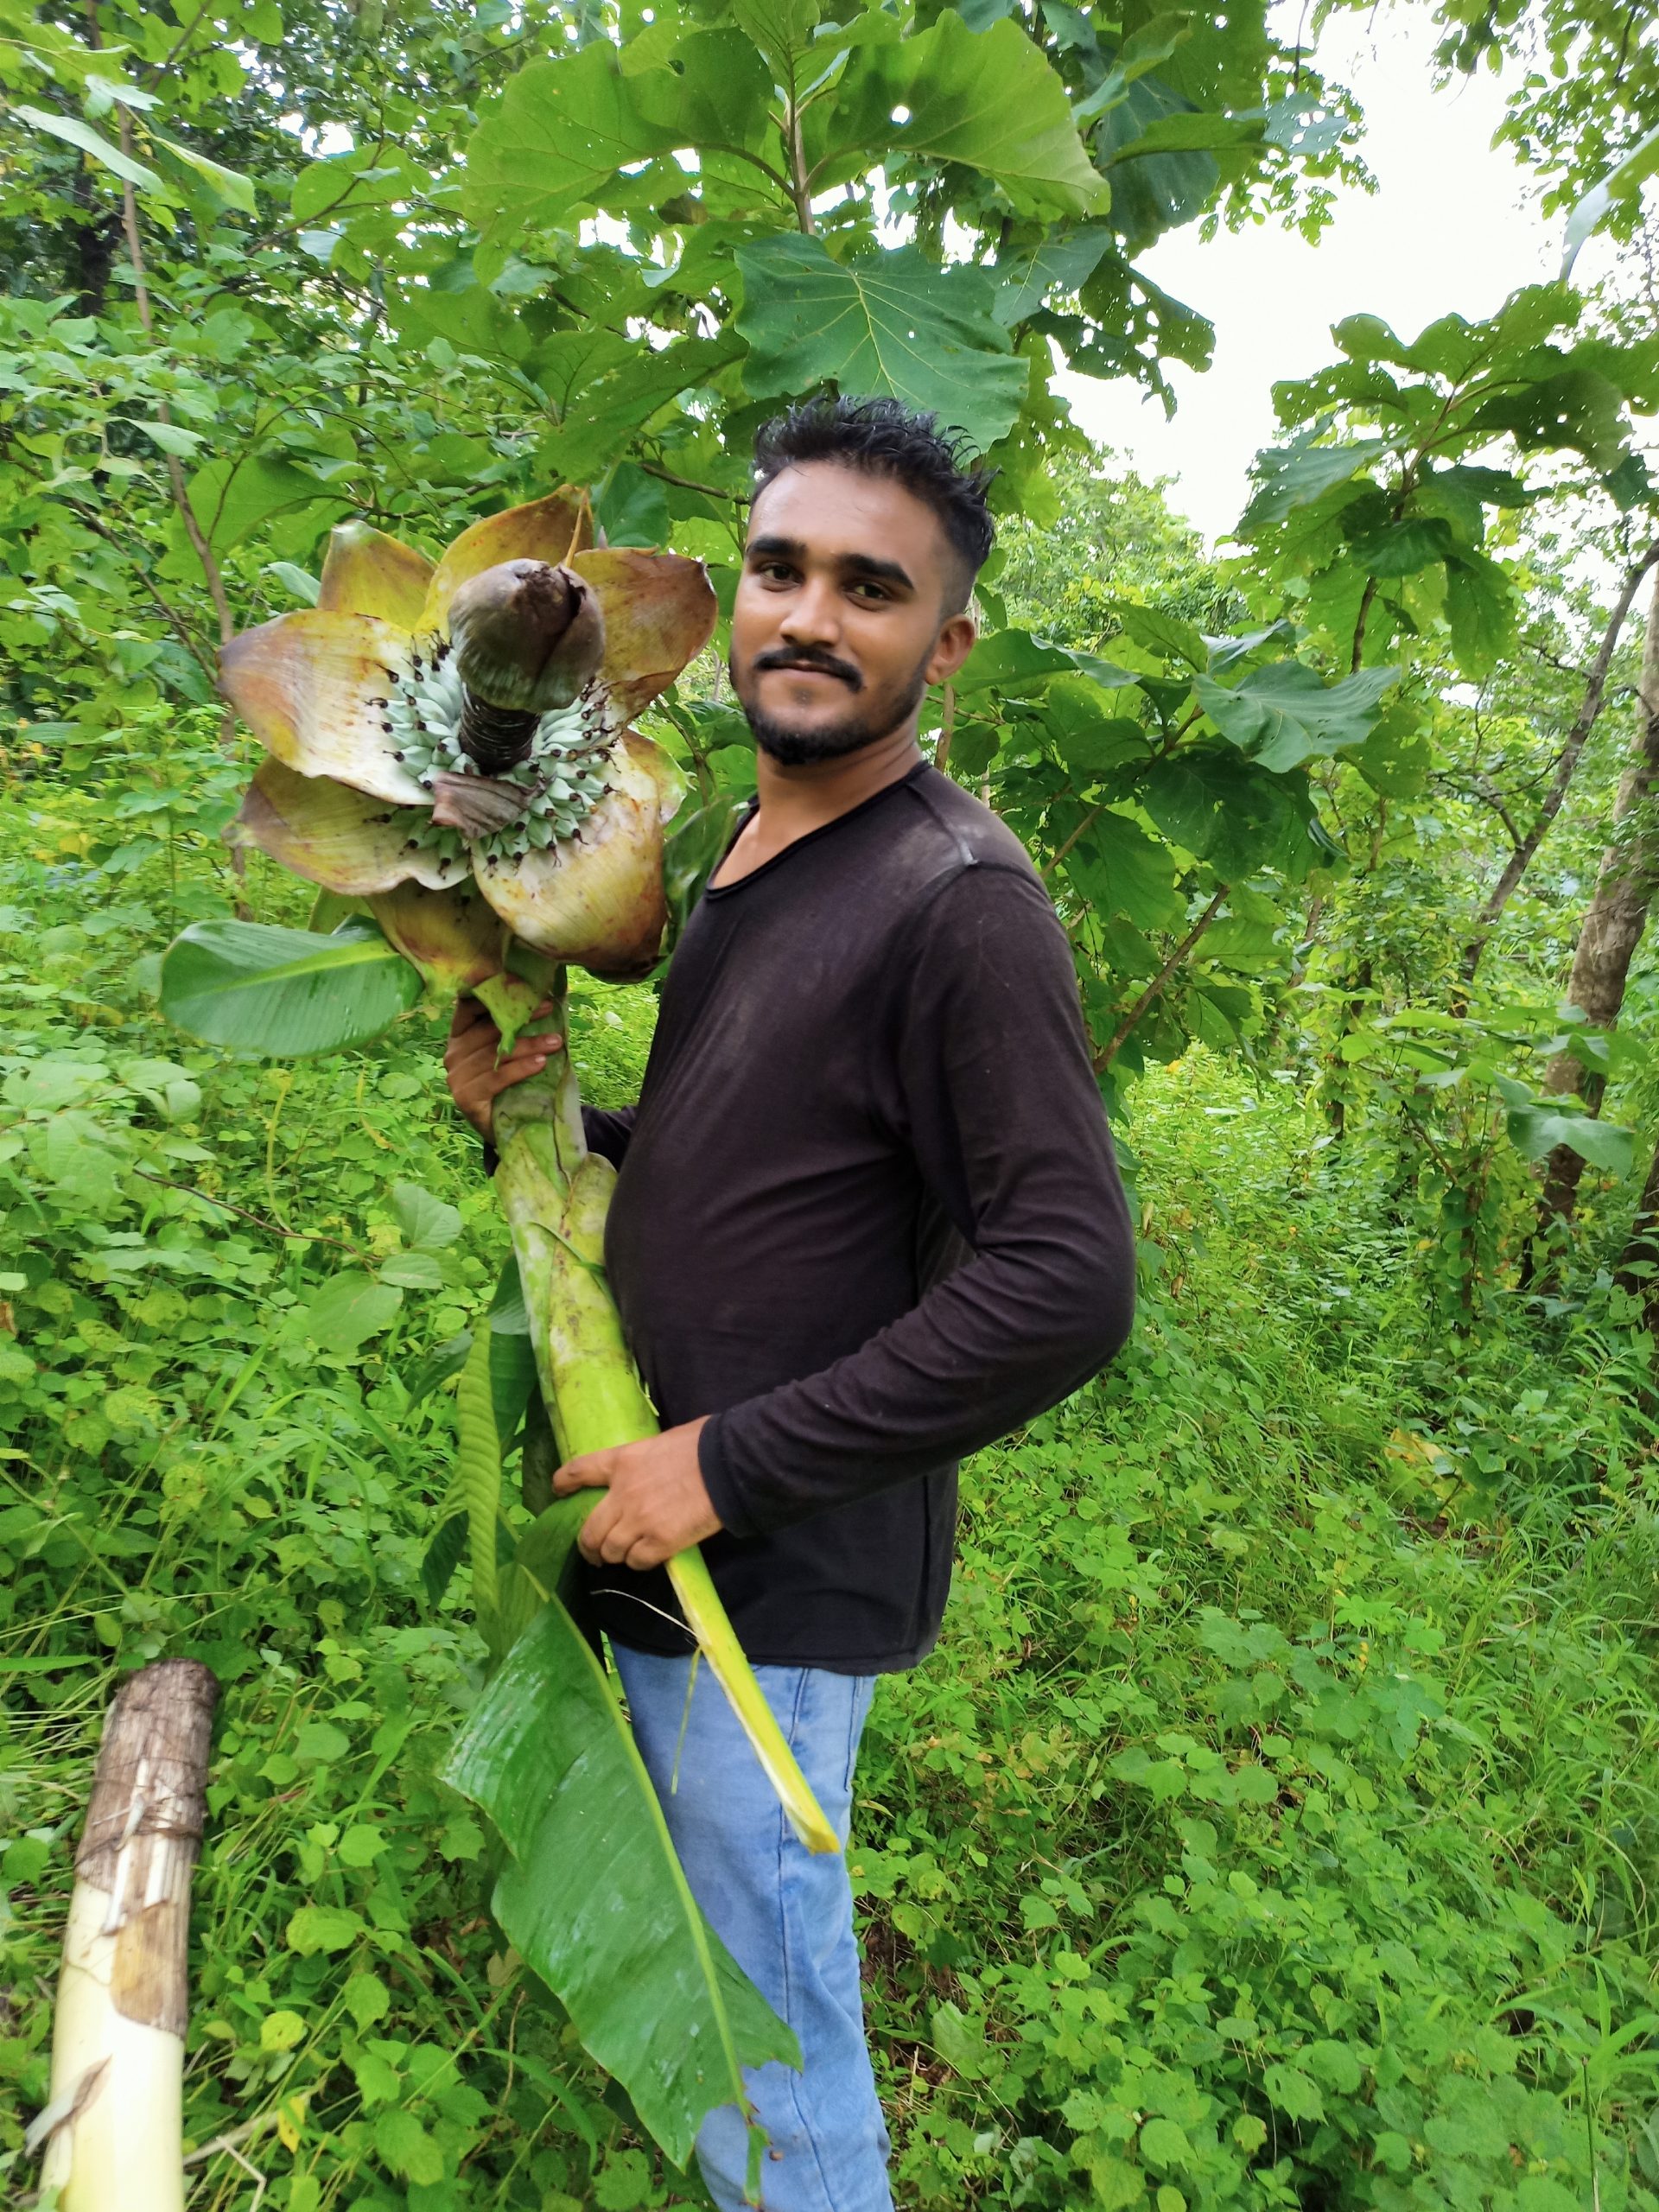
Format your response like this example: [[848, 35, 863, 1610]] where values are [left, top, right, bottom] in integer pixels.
[[778, 574, 842, 647]]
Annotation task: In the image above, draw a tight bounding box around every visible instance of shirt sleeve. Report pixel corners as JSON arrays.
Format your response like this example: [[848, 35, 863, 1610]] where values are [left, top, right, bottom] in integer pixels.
[[582, 1104, 638, 1169], [697, 863, 1135, 1537]]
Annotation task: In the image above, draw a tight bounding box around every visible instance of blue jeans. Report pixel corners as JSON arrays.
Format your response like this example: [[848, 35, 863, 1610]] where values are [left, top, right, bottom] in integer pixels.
[[612, 1643, 893, 2212]]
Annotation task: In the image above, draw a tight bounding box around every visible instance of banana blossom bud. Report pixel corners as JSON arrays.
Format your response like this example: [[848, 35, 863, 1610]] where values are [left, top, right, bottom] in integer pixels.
[[220, 493, 715, 979]]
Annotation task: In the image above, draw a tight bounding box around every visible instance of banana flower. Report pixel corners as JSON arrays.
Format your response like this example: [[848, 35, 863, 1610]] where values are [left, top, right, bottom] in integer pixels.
[[222, 489, 713, 985]]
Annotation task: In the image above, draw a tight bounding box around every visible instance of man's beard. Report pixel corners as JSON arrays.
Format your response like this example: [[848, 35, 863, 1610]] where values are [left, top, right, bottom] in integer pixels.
[[732, 649, 931, 766]]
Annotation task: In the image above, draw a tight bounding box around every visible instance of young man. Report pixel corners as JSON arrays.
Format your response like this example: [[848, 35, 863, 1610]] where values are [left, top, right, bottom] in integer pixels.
[[447, 398, 1135, 2209]]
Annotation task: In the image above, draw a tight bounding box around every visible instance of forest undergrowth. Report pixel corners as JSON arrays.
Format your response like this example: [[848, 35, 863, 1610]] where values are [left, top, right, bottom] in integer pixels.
[[5, 732, 1659, 2212]]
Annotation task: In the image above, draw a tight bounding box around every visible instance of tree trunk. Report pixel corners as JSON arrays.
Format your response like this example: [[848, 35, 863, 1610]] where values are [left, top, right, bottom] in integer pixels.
[[39, 1659, 218, 2212], [1534, 573, 1659, 1241]]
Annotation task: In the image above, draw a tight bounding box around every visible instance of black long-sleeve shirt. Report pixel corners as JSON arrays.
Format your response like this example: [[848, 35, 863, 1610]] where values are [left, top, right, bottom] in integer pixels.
[[577, 761, 1134, 1672]]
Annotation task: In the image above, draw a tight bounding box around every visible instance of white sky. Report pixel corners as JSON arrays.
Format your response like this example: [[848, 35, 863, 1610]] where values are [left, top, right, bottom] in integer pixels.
[[1060, 9, 1567, 545]]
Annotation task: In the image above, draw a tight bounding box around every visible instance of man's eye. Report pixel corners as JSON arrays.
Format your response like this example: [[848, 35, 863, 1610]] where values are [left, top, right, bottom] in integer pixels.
[[850, 581, 888, 601], [756, 562, 795, 584]]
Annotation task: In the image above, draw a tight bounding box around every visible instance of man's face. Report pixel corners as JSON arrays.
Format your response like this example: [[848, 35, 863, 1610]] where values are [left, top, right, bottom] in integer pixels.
[[729, 461, 976, 766]]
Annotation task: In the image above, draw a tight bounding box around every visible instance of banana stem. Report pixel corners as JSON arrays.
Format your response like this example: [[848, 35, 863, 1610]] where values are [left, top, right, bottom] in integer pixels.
[[490, 992, 840, 1855]]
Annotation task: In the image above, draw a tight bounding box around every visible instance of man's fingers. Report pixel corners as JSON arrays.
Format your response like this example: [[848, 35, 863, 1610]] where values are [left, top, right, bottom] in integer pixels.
[[499, 1032, 563, 1071], [576, 1491, 626, 1564], [455, 1026, 550, 1071], [553, 1450, 613, 1496], [555, 1426, 711, 1567], [454, 1028, 563, 1094], [578, 1519, 671, 1568], [575, 1503, 607, 1563], [597, 1523, 637, 1565], [449, 998, 499, 1052], [482, 1040, 562, 1100], [448, 1040, 499, 1085], [490, 1014, 563, 1071]]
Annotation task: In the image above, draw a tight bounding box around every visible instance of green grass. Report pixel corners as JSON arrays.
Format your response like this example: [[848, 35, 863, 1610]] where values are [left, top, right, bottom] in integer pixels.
[[4, 735, 1659, 2210]]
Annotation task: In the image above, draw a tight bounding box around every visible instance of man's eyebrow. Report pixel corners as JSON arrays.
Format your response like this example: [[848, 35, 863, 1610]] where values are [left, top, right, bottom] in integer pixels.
[[837, 550, 915, 590], [745, 535, 916, 591]]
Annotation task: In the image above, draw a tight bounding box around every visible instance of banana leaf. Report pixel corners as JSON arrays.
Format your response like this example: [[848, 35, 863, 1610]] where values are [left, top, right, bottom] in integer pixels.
[[444, 1592, 799, 2168], [161, 916, 422, 1056]]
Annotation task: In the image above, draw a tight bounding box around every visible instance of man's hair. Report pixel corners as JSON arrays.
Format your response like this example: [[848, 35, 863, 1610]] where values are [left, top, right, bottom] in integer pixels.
[[751, 396, 995, 608]]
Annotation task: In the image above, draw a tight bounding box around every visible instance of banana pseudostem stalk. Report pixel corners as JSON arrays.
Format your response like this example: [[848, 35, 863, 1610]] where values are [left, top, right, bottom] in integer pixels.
[[490, 986, 840, 1857]]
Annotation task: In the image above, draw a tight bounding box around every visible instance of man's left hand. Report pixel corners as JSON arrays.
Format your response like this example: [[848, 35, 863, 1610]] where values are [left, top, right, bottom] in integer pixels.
[[553, 1417, 721, 1569]]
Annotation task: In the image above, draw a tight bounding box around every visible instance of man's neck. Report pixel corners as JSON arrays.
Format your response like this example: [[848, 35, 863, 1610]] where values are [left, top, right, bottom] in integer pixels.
[[712, 723, 923, 887]]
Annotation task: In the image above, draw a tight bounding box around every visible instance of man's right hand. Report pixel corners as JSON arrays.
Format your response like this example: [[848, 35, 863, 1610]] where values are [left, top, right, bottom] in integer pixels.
[[444, 994, 563, 1140]]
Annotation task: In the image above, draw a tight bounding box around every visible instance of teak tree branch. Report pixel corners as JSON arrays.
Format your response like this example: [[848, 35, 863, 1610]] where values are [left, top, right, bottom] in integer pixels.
[[1434, 770, 1524, 853], [788, 100, 816, 232], [1457, 536, 1659, 996], [1094, 884, 1230, 1071], [1043, 803, 1103, 879], [129, 1168, 370, 1261], [63, 501, 219, 681], [636, 457, 743, 503]]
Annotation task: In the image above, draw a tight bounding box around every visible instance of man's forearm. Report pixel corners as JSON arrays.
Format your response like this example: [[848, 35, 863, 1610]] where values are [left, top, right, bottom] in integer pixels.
[[697, 1217, 1135, 1536]]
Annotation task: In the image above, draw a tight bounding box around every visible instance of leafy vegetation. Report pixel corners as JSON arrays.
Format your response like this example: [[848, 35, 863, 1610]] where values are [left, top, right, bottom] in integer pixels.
[[12, 0, 1659, 2199], [6, 770, 1659, 2207]]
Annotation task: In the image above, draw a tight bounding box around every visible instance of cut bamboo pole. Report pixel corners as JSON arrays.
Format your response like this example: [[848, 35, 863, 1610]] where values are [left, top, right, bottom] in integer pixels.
[[37, 1659, 218, 2212]]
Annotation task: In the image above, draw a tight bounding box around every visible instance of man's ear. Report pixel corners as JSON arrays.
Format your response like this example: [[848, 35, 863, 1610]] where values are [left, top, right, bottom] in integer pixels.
[[925, 610, 977, 685]]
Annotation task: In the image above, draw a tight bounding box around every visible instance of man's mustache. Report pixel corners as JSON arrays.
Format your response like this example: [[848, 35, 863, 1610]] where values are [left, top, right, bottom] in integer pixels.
[[749, 647, 862, 690]]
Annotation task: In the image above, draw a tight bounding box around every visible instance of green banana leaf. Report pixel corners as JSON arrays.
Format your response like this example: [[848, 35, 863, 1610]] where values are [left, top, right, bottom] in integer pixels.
[[161, 917, 422, 1056], [663, 791, 745, 951], [444, 1596, 800, 2168]]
